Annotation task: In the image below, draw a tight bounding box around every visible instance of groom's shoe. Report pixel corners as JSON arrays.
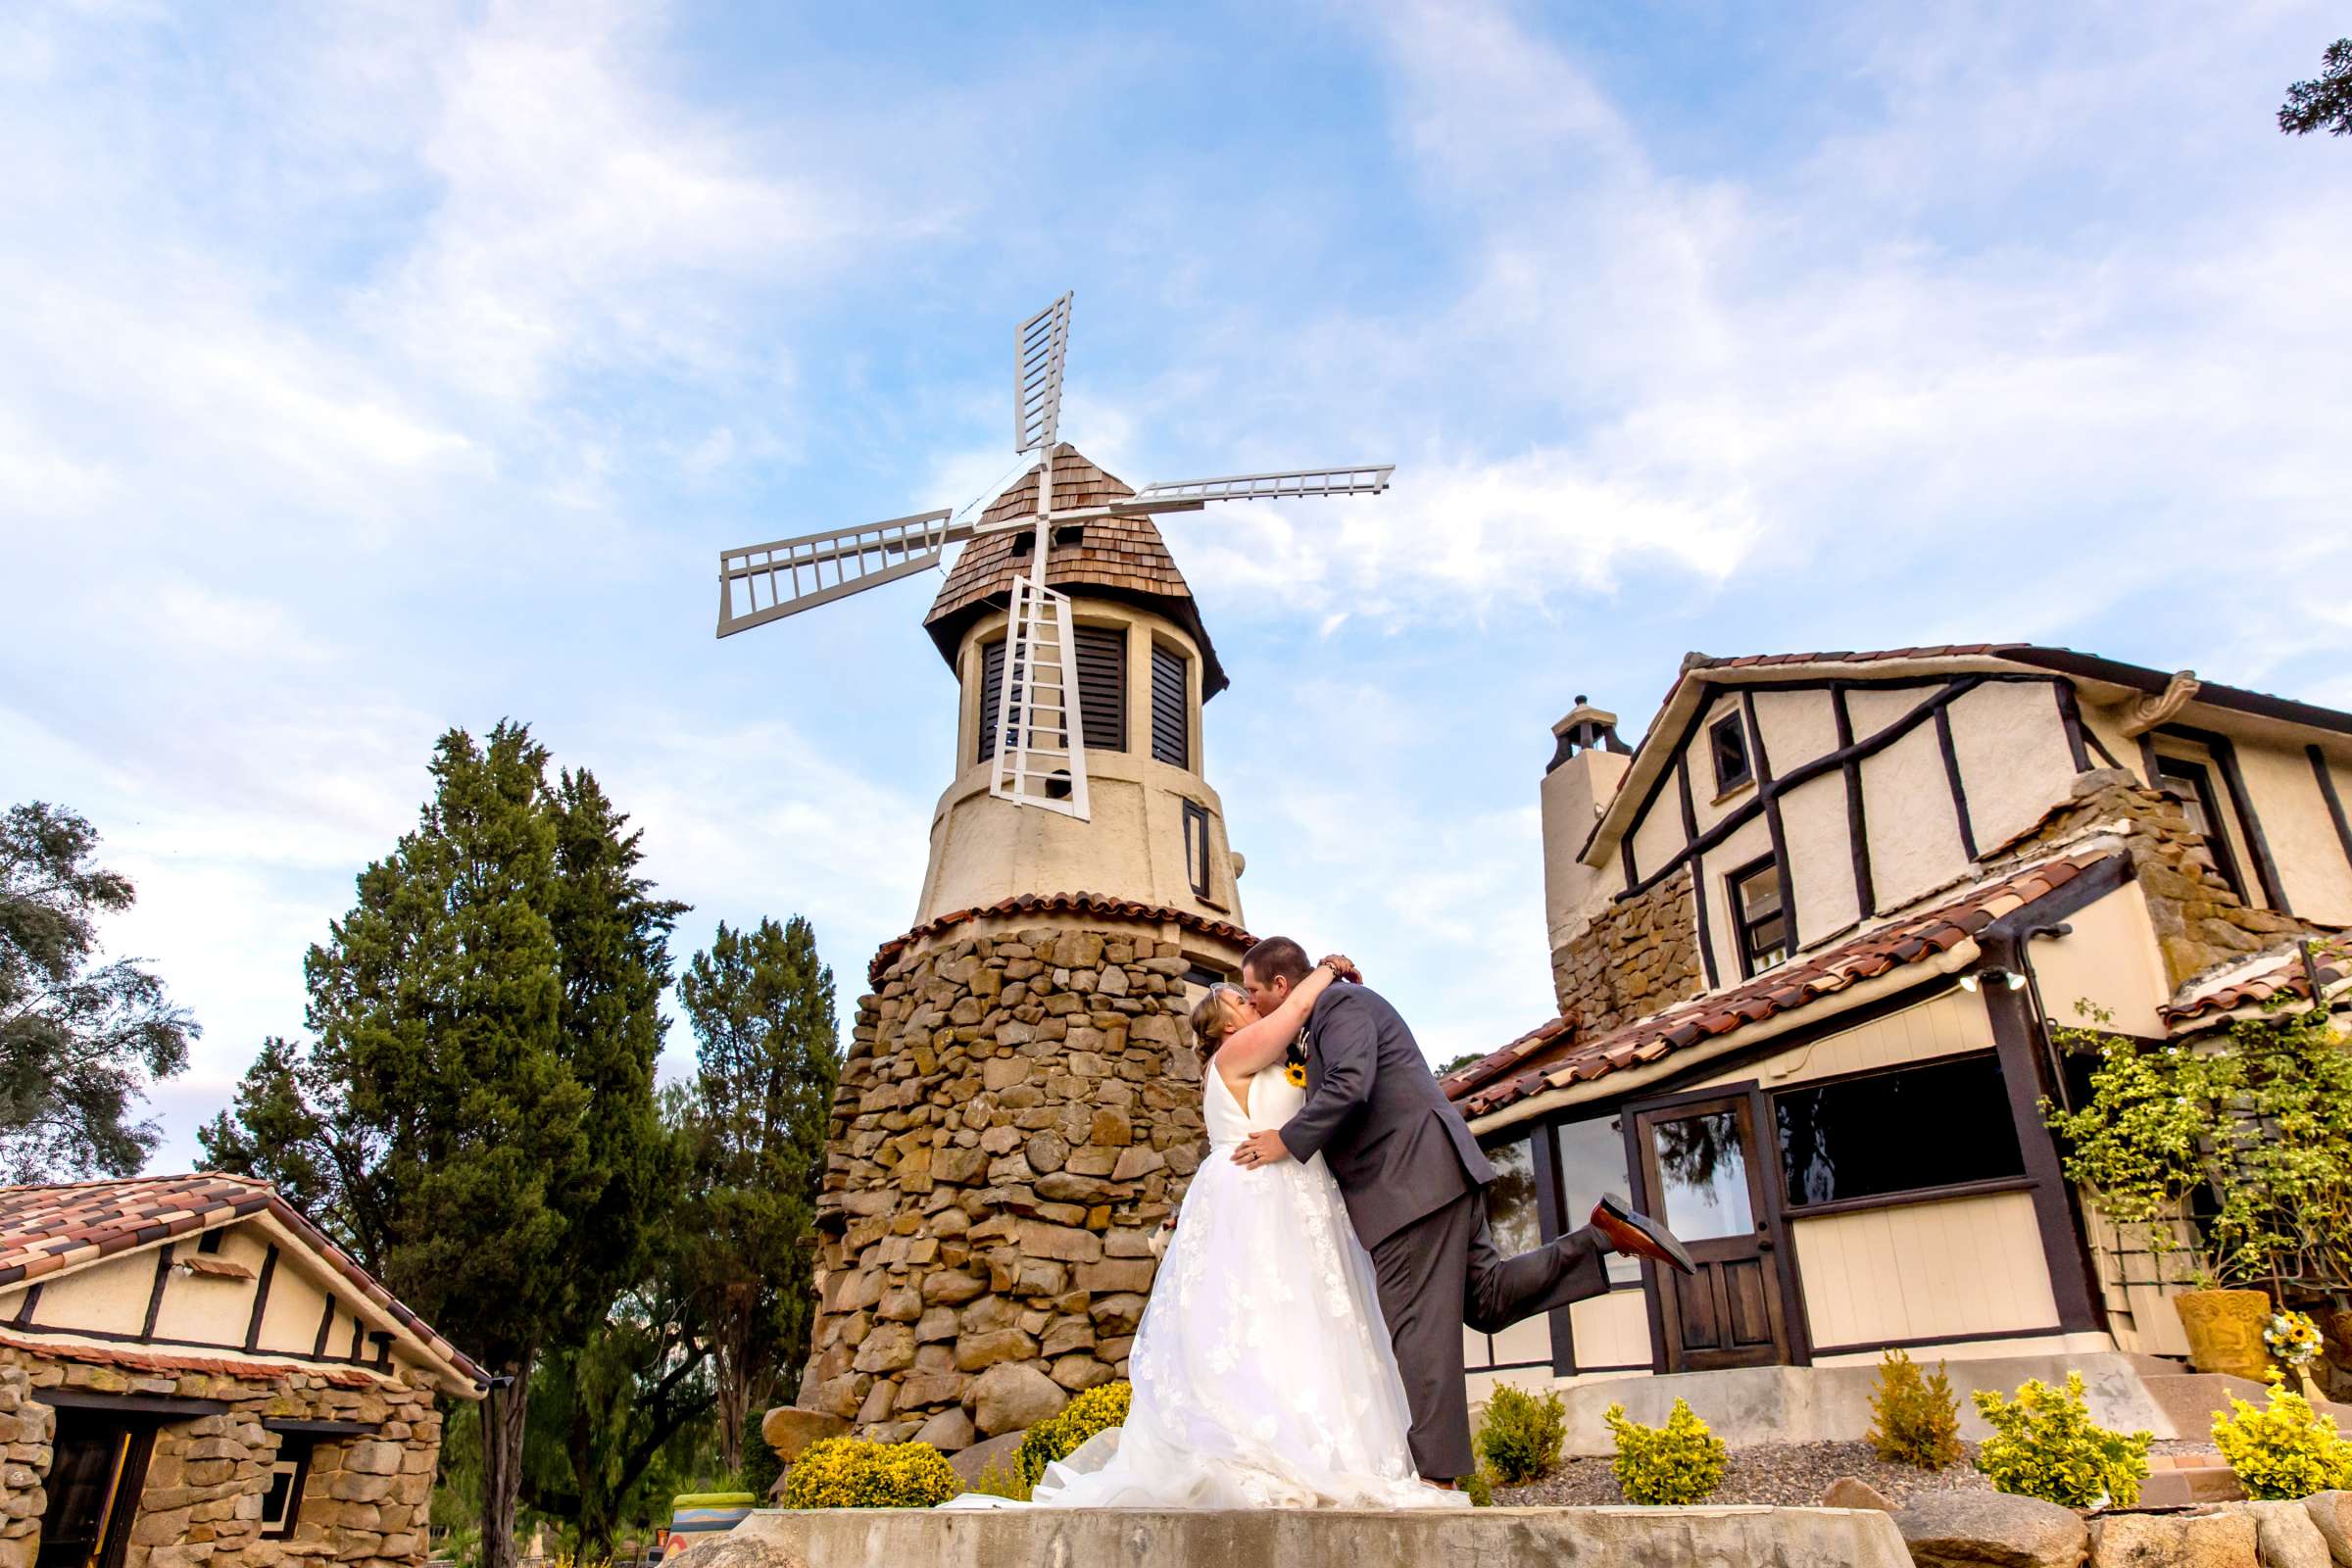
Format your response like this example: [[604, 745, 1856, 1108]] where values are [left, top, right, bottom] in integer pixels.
[[1590, 1193, 1696, 1276]]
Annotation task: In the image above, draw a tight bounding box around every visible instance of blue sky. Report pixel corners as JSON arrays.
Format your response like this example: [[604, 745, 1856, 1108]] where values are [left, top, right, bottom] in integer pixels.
[[4, 1, 2347, 1172]]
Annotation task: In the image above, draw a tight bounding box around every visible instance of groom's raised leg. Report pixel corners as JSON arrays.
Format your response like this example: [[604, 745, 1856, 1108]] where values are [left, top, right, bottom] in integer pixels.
[[1461, 1193, 1610, 1335], [1367, 1193, 1482, 1482]]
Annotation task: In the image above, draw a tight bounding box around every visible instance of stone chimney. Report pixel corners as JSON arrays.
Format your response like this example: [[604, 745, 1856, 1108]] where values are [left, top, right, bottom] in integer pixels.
[[1541, 697, 1632, 968]]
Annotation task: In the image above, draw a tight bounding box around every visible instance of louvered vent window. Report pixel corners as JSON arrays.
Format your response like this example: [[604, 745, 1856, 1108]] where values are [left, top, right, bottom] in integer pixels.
[[976, 640, 1006, 763], [1074, 624, 1126, 753], [1151, 645, 1190, 768]]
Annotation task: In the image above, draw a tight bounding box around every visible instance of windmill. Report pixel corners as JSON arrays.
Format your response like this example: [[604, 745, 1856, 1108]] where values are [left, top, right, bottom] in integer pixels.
[[714, 293, 1394, 822]]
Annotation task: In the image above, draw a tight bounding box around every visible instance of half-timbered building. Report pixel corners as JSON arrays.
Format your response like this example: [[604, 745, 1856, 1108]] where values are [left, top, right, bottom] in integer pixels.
[[1444, 646, 2352, 1411]]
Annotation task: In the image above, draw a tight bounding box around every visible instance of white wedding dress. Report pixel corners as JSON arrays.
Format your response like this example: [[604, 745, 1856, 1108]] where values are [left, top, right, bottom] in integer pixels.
[[946, 1059, 1464, 1510]]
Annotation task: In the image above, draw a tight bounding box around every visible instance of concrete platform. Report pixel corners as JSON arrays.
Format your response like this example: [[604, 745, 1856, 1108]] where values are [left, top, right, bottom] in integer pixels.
[[707, 1502, 1911, 1567]]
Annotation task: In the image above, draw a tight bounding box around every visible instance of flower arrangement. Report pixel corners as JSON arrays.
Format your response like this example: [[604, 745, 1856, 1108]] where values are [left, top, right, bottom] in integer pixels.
[[2269, 1310, 2325, 1371], [1283, 1041, 1307, 1089]]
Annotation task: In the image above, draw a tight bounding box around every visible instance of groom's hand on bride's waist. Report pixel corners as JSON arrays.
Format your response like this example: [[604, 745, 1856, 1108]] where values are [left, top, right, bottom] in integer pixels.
[[1232, 1130, 1294, 1168]]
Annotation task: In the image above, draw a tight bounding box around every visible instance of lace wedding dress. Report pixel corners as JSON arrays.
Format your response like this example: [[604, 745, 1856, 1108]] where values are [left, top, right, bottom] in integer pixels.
[[944, 1059, 1463, 1510]]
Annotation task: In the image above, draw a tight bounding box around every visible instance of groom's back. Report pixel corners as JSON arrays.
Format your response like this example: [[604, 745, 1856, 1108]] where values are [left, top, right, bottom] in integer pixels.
[[1307, 983, 1496, 1247]]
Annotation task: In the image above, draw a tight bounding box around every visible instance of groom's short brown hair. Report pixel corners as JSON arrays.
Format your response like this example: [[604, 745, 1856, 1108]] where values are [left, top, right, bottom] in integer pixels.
[[1242, 935, 1312, 987]]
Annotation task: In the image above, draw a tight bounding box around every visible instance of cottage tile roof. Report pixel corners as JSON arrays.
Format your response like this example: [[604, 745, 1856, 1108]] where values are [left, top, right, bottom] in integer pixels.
[[2161, 945, 2349, 1028], [922, 445, 1229, 699], [1443, 851, 2120, 1120], [0, 1173, 486, 1390], [870, 891, 1252, 986]]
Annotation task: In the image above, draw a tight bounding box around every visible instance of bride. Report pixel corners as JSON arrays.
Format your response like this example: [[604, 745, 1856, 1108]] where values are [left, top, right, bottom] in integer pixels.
[[946, 955, 1463, 1510]]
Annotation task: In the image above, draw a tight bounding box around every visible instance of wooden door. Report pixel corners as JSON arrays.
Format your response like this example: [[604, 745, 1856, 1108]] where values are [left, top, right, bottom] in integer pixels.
[[37, 1414, 151, 1568], [1635, 1094, 1788, 1371]]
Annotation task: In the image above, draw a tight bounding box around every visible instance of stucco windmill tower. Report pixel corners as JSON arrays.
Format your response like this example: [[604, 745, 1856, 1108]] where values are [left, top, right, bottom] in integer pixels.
[[715, 296, 1393, 1451]]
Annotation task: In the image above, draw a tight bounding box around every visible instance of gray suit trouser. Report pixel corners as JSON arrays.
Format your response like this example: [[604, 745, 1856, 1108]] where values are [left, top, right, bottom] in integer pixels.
[[1368, 1190, 1610, 1481]]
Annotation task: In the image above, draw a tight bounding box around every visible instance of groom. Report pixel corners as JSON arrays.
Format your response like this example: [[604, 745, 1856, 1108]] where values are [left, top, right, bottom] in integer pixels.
[[1229, 935, 1695, 1485]]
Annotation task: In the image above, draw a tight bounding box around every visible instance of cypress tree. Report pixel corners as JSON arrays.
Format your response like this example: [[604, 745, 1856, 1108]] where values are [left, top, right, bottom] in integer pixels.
[[202, 723, 682, 1568], [677, 915, 839, 1474]]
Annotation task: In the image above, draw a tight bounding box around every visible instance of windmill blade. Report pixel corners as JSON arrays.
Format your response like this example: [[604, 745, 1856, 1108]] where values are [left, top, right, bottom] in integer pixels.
[[987, 577, 1091, 820], [716, 510, 962, 637], [1110, 465, 1396, 514], [1014, 292, 1073, 454]]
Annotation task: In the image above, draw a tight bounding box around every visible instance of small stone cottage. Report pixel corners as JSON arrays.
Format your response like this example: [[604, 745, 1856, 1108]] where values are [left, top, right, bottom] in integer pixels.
[[0, 1174, 485, 1568], [1445, 646, 2352, 1412]]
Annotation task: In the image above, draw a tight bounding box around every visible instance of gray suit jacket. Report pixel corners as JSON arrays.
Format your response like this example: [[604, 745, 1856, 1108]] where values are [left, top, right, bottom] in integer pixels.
[[1277, 983, 1494, 1249]]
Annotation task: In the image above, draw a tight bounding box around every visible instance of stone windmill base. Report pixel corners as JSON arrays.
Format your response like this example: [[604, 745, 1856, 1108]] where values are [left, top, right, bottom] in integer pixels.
[[794, 902, 1247, 1452]]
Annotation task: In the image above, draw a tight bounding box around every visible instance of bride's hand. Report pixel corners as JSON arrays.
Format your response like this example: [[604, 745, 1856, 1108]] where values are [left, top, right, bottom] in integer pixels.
[[1318, 954, 1360, 985]]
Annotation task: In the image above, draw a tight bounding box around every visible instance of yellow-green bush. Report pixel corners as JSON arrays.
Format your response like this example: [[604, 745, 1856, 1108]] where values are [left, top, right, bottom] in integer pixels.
[[2212, 1381, 2352, 1499], [1461, 1467, 1495, 1507], [779, 1437, 959, 1509], [1016, 1381, 1131, 1488], [1970, 1372, 2152, 1508], [1476, 1384, 1568, 1484], [1603, 1398, 1727, 1505], [1867, 1348, 1963, 1469], [960, 1460, 1031, 1502]]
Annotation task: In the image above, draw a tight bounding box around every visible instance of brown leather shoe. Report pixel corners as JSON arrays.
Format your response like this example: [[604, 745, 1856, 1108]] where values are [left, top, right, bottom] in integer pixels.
[[1590, 1192, 1696, 1276]]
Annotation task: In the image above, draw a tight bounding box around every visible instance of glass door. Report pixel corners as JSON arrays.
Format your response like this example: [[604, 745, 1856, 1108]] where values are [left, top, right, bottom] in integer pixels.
[[1634, 1093, 1789, 1371]]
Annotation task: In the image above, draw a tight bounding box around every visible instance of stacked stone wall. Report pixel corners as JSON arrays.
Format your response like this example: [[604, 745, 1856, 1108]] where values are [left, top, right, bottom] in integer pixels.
[[0, 1348, 439, 1568], [1547, 867, 1702, 1035], [1987, 770, 2321, 990], [798, 923, 1219, 1451]]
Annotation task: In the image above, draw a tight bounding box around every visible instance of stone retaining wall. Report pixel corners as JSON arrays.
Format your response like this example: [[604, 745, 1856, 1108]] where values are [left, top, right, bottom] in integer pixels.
[[0, 1348, 440, 1568], [797, 923, 1224, 1450]]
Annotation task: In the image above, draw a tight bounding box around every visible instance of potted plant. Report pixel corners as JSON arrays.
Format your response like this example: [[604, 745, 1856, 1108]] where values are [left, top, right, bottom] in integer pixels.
[[2047, 984, 2352, 1382]]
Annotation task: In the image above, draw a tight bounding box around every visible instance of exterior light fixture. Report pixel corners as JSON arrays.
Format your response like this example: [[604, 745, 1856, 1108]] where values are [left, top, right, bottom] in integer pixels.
[[1959, 968, 2029, 993]]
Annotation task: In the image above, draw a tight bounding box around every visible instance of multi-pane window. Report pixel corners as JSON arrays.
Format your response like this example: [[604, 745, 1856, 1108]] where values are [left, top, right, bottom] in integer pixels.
[[1730, 857, 1788, 976], [1774, 1054, 2025, 1207], [1151, 645, 1190, 768], [1709, 711, 1752, 793], [1553, 1113, 1641, 1286], [2155, 756, 2247, 902]]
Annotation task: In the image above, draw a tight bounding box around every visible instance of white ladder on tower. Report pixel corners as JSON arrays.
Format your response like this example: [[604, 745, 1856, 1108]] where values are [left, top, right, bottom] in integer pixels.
[[988, 576, 1090, 819]]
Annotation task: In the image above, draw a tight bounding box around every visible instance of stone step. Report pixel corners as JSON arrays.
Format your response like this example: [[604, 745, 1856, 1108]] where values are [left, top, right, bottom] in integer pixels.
[[2140, 1372, 2352, 1439], [2137, 1454, 2244, 1507], [715, 1503, 1914, 1568]]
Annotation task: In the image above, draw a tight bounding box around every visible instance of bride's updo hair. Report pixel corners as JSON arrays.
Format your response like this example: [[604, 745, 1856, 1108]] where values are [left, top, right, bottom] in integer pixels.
[[1191, 983, 1245, 1065]]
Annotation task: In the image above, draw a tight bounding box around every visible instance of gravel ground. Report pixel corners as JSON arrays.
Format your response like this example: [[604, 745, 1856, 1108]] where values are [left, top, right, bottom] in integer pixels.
[[1495, 1439, 2223, 1510]]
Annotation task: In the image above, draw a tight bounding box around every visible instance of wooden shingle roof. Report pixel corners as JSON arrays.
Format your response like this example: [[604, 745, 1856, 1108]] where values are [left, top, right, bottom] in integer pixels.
[[923, 445, 1229, 699]]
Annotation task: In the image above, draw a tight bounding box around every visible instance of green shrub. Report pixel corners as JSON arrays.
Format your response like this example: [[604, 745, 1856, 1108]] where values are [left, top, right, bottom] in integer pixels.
[[738, 1412, 784, 1500], [1603, 1398, 1727, 1505], [1867, 1348, 1963, 1469], [1476, 1384, 1568, 1484], [1971, 1372, 2152, 1508], [1461, 1467, 1495, 1507], [778, 1438, 958, 1509], [1016, 1381, 1131, 1488], [2212, 1381, 2352, 1499]]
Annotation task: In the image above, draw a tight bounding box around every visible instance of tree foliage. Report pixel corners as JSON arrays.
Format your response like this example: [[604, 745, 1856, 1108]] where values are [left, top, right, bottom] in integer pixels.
[[2280, 39, 2352, 137], [676, 915, 839, 1473], [2047, 984, 2352, 1296], [199, 723, 682, 1568], [0, 802, 194, 1180]]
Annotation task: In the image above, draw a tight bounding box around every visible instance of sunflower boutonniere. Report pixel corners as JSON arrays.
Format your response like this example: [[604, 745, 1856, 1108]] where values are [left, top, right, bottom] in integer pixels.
[[1284, 1039, 1308, 1089]]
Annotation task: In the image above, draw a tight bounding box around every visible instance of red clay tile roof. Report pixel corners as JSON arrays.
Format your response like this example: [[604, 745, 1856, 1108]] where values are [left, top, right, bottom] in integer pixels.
[[870, 892, 1252, 986], [0, 1174, 485, 1390], [921, 445, 1229, 699], [0, 1327, 382, 1389], [2162, 945, 2349, 1027], [1444, 852, 2121, 1120]]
